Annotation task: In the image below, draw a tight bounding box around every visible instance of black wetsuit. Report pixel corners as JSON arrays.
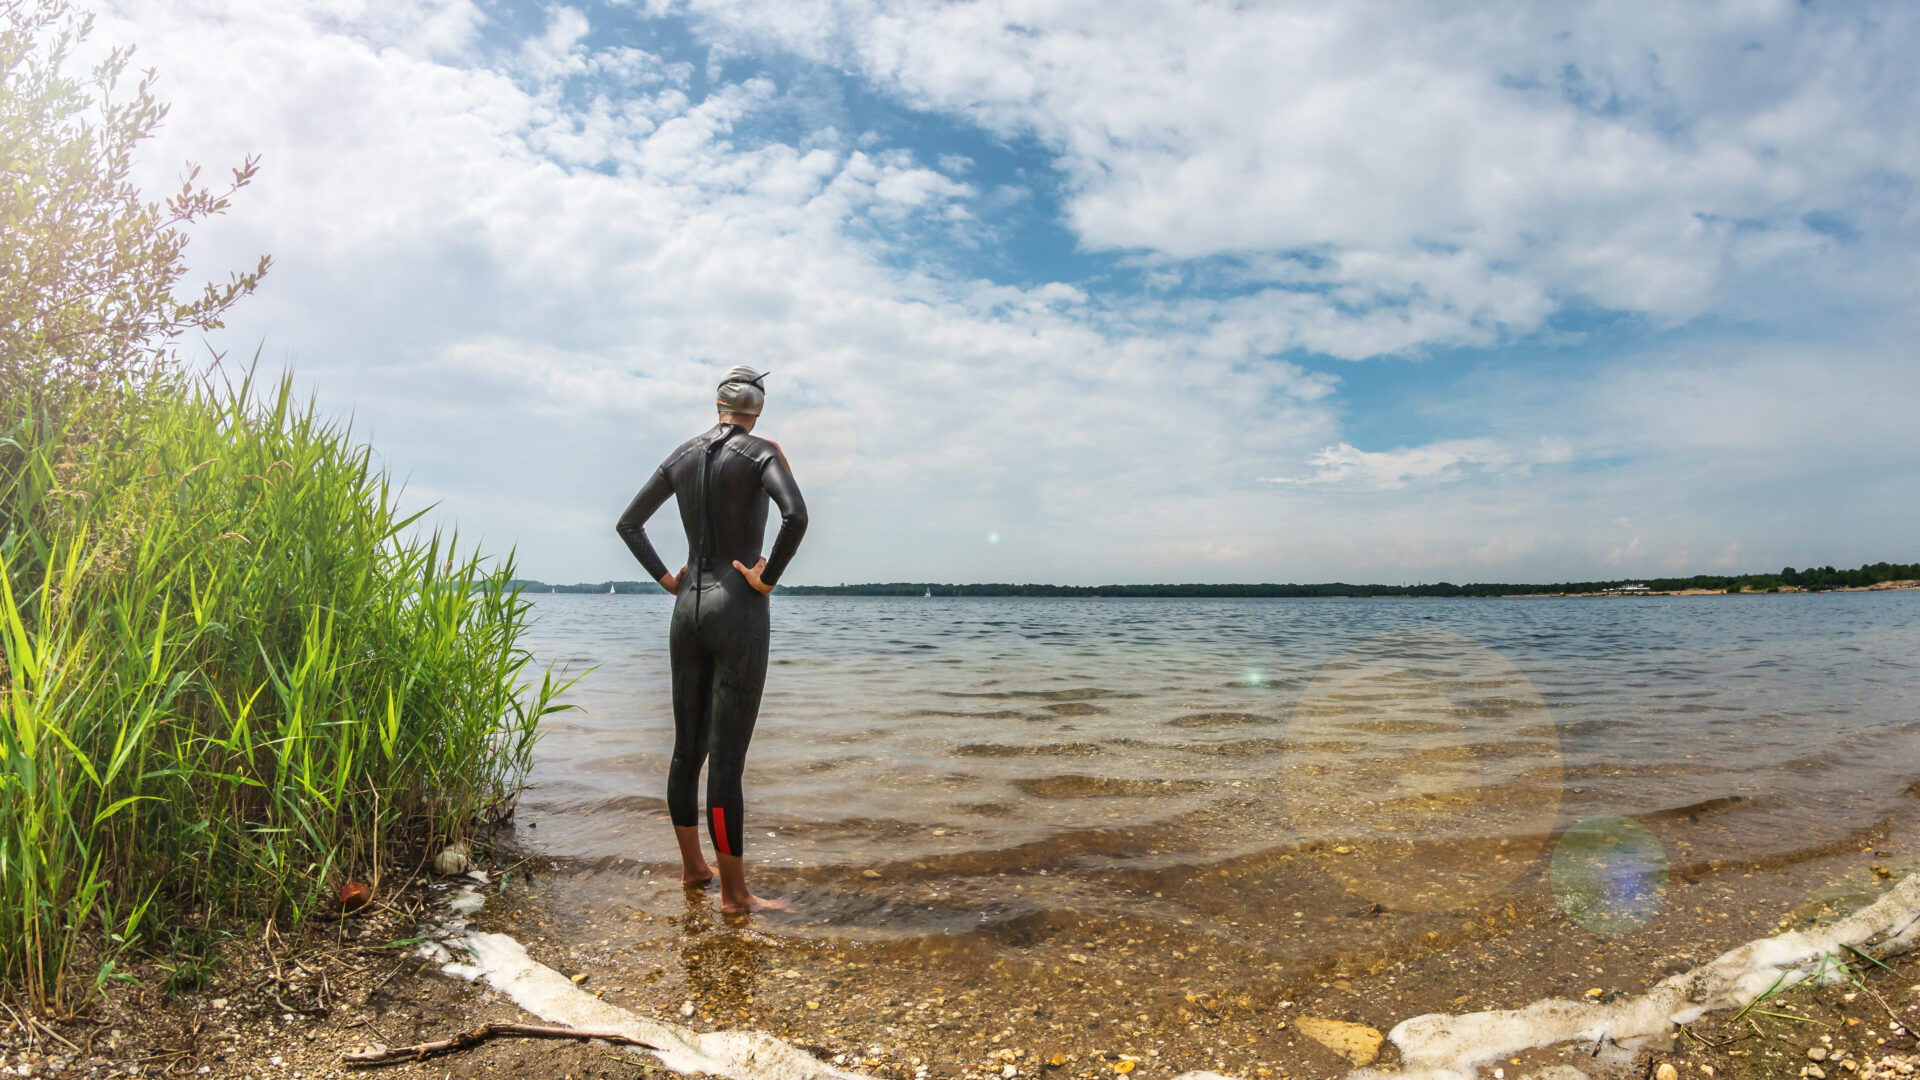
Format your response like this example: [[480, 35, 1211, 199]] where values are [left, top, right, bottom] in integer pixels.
[[615, 424, 807, 858]]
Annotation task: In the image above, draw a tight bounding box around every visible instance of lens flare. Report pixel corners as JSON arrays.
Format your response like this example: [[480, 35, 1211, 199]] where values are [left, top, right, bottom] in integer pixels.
[[1283, 629, 1563, 913], [1550, 815, 1668, 935]]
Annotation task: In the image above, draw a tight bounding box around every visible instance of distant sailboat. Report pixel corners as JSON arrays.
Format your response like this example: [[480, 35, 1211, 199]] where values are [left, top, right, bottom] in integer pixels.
[[608, 583, 615, 595], [924, 587, 932, 598]]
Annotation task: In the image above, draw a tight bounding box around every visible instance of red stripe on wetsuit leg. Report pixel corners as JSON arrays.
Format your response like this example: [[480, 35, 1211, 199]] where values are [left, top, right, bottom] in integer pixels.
[[712, 807, 732, 856]]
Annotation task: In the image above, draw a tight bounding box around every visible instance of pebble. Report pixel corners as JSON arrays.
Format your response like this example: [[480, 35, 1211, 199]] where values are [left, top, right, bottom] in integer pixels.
[[1294, 1017, 1385, 1067], [433, 842, 471, 876], [1658, 1065, 1680, 1080], [1815, 1048, 1833, 1061]]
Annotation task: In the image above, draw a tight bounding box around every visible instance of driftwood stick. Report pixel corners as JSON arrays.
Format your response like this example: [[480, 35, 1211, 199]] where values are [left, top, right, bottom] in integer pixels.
[[342, 1022, 656, 1066]]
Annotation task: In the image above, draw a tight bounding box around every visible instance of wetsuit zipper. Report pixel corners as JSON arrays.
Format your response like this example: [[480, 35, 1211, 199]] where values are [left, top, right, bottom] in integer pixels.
[[693, 425, 737, 628]]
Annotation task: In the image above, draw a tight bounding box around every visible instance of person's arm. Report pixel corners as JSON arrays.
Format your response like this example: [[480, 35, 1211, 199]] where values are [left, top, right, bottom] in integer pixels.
[[733, 446, 808, 593], [758, 448, 808, 587], [614, 467, 679, 590]]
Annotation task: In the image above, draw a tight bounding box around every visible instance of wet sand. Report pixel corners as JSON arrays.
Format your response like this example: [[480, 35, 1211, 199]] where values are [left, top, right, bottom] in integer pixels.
[[30, 804, 1918, 1079], [400, 592, 1920, 1078], [456, 797, 1920, 1080]]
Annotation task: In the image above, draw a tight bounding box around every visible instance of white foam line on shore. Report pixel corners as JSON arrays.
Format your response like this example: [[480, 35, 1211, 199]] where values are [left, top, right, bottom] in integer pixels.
[[450, 926, 1232, 1080], [455, 931, 878, 1080], [1357, 873, 1920, 1080], [423, 873, 1920, 1080]]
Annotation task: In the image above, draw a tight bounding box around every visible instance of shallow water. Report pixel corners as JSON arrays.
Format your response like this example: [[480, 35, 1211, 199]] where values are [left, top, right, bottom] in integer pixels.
[[518, 592, 1920, 896], [492, 591, 1920, 1075]]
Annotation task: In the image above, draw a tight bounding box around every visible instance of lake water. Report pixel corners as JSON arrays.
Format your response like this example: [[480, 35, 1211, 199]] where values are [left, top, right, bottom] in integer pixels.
[[519, 591, 1920, 887], [490, 591, 1920, 1074]]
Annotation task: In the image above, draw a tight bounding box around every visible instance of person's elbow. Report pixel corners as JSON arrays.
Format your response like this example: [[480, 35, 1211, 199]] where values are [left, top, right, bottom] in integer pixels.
[[783, 506, 809, 535]]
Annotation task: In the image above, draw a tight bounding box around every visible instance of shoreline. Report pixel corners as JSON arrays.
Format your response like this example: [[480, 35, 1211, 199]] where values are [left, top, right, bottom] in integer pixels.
[[32, 802, 1920, 1079], [514, 582, 1920, 599]]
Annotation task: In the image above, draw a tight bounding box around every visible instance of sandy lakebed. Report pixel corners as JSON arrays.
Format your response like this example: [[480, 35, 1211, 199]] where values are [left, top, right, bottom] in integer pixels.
[[12, 808, 1920, 1080], [11, 591, 1919, 1079]]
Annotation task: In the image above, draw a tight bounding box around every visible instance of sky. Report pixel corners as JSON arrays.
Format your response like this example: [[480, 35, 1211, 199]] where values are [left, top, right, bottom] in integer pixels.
[[96, 0, 1920, 586]]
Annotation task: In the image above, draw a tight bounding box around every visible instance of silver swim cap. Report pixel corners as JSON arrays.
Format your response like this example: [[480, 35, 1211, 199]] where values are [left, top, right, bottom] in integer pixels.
[[716, 366, 769, 416]]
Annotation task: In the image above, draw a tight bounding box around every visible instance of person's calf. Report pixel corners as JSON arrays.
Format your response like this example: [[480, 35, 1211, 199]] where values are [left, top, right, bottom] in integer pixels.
[[674, 825, 715, 886]]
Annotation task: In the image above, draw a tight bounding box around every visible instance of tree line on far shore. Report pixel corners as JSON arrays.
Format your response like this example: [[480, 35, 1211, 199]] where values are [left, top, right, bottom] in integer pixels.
[[512, 560, 1919, 599]]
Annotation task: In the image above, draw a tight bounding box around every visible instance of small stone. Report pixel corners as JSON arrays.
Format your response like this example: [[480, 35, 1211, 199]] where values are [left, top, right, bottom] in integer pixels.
[[681, 1001, 695, 1017], [1807, 1068, 1828, 1079], [571, 972, 588, 984], [1812, 1048, 1831, 1061], [1295, 1017, 1385, 1066], [433, 843, 471, 876], [862, 869, 882, 878], [1658, 1064, 1680, 1080], [806, 1001, 820, 1010]]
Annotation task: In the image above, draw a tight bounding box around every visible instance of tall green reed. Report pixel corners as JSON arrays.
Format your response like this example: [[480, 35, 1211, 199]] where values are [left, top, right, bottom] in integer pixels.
[[0, 368, 563, 1011]]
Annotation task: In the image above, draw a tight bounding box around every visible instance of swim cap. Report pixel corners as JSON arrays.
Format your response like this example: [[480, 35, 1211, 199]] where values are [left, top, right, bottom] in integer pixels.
[[716, 366, 769, 416]]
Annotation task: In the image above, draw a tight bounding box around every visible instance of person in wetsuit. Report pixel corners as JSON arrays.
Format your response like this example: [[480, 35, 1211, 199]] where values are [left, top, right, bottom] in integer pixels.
[[615, 366, 807, 914]]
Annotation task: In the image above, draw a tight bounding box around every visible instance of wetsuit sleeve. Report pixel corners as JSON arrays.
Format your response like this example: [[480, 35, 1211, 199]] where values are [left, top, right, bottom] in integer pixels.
[[759, 450, 808, 587], [615, 466, 675, 583]]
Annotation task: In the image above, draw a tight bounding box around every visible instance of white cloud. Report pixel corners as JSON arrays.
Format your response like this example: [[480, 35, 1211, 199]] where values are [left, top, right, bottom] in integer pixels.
[[82, 0, 1920, 585], [97, 0, 1347, 583], [1603, 536, 1642, 567], [1262, 436, 1574, 490], [671, 0, 1920, 351]]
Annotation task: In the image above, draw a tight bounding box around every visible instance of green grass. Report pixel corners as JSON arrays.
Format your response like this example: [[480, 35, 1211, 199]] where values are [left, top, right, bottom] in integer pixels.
[[0, 367, 566, 1011]]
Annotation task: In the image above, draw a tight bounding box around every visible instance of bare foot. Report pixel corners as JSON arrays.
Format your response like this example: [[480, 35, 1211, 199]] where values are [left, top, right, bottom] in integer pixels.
[[713, 847, 784, 913], [682, 869, 715, 887], [719, 892, 789, 914]]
